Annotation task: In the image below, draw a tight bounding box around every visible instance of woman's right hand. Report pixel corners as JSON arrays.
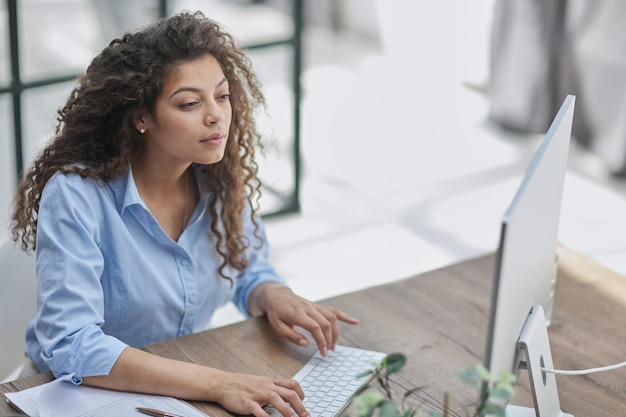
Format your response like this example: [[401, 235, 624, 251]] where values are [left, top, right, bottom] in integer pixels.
[[215, 371, 310, 417], [84, 348, 307, 417]]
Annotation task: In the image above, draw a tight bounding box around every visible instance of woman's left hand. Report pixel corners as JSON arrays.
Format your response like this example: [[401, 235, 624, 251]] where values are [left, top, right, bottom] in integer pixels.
[[250, 283, 359, 356]]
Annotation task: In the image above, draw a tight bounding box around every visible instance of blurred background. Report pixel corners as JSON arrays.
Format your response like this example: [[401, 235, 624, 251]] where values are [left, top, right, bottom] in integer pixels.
[[2, 0, 626, 381]]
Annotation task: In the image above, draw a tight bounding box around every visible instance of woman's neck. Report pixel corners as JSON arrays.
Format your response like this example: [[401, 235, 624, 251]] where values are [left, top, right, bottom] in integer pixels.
[[131, 157, 191, 199], [131, 158, 196, 241]]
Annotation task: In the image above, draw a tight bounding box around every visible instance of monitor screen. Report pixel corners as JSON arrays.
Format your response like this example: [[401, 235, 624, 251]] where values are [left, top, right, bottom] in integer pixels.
[[484, 95, 575, 384]]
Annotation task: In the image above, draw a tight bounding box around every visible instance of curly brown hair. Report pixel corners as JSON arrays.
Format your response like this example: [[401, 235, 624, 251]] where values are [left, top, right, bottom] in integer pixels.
[[11, 11, 266, 280]]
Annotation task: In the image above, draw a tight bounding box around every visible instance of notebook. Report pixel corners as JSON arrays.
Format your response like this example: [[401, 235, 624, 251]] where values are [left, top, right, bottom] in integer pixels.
[[4, 373, 209, 417]]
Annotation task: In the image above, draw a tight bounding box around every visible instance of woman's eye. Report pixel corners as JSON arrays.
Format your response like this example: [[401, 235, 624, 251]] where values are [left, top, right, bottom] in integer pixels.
[[180, 101, 199, 108], [218, 93, 231, 101]]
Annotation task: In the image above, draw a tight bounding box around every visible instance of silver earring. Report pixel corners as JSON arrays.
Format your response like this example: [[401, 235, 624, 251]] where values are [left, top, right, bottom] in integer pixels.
[[139, 128, 145, 134]]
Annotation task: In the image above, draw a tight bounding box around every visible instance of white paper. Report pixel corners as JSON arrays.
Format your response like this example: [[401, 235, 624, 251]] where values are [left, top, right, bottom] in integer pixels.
[[5, 374, 209, 417]]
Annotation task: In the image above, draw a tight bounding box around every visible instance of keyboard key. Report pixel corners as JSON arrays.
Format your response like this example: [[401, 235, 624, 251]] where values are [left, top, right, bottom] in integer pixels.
[[293, 345, 386, 417]]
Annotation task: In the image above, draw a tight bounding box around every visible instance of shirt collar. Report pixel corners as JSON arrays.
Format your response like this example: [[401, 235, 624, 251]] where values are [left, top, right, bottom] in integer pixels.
[[107, 167, 143, 215], [109, 164, 211, 216]]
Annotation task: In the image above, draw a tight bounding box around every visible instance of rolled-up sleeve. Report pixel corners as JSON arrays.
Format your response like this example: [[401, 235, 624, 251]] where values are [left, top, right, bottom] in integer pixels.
[[30, 173, 128, 382], [232, 216, 287, 317]]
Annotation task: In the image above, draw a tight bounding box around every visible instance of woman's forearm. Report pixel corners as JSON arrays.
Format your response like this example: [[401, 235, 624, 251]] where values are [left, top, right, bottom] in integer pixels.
[[83, 346, 309, 417], [83, 346, 223, 401]]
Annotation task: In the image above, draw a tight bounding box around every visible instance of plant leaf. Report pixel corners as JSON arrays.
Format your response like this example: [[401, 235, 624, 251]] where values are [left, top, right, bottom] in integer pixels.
[[493, 381, 516, 396], [382, 353, 407, 374], [497, 370, 517, 385], [473, 364, 491, 382], [358, 369, 376, 378], [488, 387, 515, 402], [400, 407, 417, 417], [353, 391, 384, 417], [480, 402, 506, 417], [379, 399, 400, 417], [456, 367, 481, 389]]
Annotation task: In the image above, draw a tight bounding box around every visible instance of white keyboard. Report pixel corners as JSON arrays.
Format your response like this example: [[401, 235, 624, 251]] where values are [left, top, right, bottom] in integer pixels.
[[267, 345, 387, 417]]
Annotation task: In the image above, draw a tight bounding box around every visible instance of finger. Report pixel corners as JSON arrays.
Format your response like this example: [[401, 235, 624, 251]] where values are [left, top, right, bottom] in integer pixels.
[[317, 307, 340, 350], [270, 317, 310, 348], [266, 390, 299, 417], [338, 312, 359, 324], [275, 384, 309, 417], [275, 378, 305, 400], [301, 310, 332, 356], [249, 401, 272, 417], [277, 312, 330, 356], [323, 305, 360, 325]]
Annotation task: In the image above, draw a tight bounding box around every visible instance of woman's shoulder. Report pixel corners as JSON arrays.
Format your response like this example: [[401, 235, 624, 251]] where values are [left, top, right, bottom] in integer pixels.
[[42, 168, 126, 211], [45, 168, 113, 193]]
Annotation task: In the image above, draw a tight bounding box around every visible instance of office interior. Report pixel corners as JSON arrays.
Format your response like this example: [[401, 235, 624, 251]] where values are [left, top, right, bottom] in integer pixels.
[[2, 0, 626, 383]]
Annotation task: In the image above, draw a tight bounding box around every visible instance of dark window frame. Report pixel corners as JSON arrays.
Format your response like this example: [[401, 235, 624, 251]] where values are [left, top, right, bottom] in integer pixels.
[[1, 0, 302, 217]]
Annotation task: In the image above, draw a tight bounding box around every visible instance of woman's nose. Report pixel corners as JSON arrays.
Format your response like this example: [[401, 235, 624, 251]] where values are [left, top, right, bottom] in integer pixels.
[[204, 101, 225, 125]]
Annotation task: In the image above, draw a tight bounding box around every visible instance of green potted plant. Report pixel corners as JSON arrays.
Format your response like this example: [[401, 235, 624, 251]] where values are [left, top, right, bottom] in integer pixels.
[[346, 353, 516, 417]]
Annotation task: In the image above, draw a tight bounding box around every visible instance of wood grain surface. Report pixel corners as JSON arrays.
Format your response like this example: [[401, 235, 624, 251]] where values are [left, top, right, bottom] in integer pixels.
[[2, 247, 625, 416]]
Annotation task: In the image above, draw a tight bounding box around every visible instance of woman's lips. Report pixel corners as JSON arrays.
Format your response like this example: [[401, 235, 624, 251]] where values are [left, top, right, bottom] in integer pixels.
[[201, 133, 225, 145]]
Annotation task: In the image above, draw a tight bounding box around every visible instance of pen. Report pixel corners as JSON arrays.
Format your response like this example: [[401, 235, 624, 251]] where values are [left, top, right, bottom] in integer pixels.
[[135, 406, 186, 417]]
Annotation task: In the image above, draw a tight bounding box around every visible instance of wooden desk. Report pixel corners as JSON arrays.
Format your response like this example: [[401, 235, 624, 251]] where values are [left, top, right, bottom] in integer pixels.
[[2, 247, 626, 416]]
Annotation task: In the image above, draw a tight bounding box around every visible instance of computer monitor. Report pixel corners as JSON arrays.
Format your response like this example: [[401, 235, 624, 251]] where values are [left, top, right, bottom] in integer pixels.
[[484, 95, 576, 417]]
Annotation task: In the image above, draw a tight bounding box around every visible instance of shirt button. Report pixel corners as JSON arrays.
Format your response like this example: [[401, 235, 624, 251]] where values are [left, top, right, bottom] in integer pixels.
[[181, 259, 190, 267]]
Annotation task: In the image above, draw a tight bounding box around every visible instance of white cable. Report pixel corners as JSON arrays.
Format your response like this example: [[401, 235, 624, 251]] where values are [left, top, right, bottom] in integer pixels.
[[542, 360, 626, 375]]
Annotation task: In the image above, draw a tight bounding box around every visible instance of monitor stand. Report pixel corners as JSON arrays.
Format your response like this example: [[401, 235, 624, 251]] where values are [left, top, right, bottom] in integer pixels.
[[505, 305, 573, 417]]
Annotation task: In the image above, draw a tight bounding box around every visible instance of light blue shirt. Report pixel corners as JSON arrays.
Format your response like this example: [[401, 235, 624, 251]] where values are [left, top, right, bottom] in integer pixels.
[[25, 165, 286, 383]]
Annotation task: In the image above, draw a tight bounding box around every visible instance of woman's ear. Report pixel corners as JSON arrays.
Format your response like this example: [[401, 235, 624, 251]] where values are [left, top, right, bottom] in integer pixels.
[[132, 111, 146, 134]]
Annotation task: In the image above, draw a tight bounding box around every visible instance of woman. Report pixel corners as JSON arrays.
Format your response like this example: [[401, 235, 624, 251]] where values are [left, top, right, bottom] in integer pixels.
[[10, 11, 357, 417]]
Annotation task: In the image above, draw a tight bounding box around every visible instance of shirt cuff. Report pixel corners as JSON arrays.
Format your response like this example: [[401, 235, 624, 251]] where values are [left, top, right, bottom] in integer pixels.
[[235, 274, 287, 318], [47, 333, 128, 382]]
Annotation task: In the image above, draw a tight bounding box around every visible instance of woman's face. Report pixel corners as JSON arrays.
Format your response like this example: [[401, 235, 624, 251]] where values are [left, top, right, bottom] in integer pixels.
[[139, 54, 233, 167]]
